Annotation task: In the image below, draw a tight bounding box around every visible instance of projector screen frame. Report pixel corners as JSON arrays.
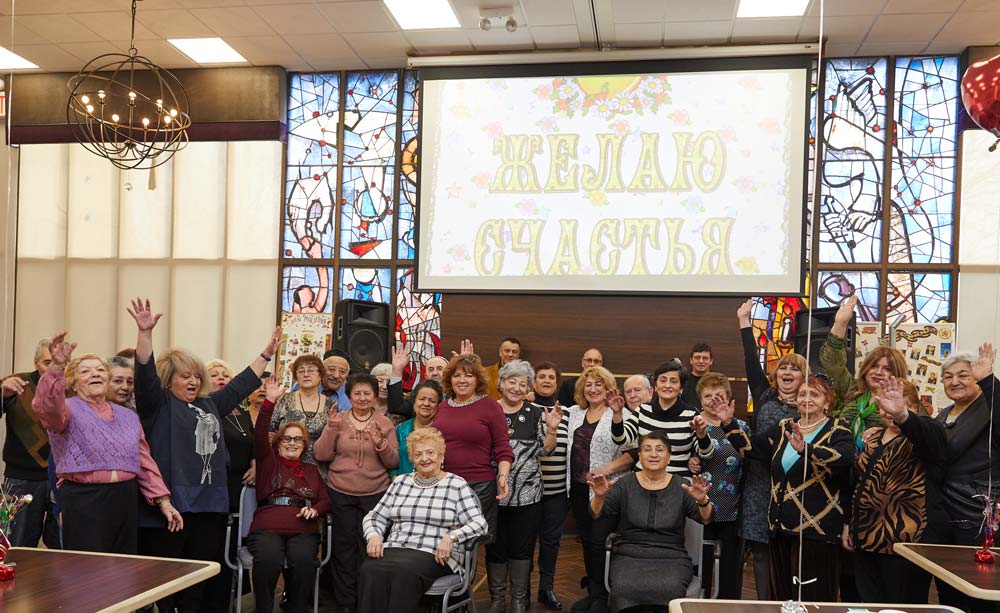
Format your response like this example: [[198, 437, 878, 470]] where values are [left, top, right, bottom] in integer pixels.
[[413, 54, 814, 298]]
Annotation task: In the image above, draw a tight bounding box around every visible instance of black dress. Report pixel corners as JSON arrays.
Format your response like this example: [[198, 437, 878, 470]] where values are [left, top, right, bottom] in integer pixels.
[[600, 473, 708, 612], [223, 408, 255, 512]]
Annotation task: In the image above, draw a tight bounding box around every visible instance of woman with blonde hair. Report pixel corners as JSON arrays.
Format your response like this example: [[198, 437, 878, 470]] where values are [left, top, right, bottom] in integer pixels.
[[128, 297, 279, 612], [31, 332, 182, 553], [207, 359, 235, 392]]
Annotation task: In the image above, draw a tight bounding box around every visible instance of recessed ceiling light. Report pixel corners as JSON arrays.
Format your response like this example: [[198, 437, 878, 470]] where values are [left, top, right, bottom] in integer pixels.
[[737, 0, 810, 18], [0, 47, 37, 70], [168, 38, 246, 64], [384, 0, 460, 30]]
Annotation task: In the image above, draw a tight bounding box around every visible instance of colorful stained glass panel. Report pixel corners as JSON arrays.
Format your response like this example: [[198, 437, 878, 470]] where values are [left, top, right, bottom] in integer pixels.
[[340, 164, 396, 260], [887, 158, 955, 265], [339, 267, 392, 304], [343, 71, 398, 167], [816, 270, 882, 322], [281, 265, 334, 313], [894, 56, 959, 158], [395, 267, 442, 390], [398, 71, 419, 260], [886, 271, 950, 324], [748, 295, 808, 373]]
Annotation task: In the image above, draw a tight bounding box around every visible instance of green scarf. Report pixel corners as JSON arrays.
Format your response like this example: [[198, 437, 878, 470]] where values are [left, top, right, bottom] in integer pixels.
[[851, 390, 877, 448]]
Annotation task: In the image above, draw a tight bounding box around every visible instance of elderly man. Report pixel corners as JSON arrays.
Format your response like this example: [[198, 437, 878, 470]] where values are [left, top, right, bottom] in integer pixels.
[[321, 349, 352, 412], [387, 345, 450, 417], [681, 342, 714, 408], [0, 338, 61, 548], [484, 337, 523, 400], [622, 374, 653, 411], [557, 348, 603, 406]]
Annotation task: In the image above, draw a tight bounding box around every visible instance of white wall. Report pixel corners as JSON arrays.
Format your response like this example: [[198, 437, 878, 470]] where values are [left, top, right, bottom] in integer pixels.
[[958, 130, 1000, 349]]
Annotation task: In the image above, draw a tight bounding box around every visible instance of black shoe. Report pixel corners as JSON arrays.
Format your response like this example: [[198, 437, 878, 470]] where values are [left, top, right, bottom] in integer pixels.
[[538, 590, 563, 610], [570, 595, 594, 612]]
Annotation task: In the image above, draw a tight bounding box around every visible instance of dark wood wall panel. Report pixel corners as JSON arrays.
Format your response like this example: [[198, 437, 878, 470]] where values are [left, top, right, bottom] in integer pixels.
[[441, 293, 752, 411]]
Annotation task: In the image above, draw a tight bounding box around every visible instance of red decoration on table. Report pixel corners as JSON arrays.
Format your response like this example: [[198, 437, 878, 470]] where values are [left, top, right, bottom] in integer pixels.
[[962, 55, 1000, 150], [977, 537, 996, 564], [0, 563, 15, 581]]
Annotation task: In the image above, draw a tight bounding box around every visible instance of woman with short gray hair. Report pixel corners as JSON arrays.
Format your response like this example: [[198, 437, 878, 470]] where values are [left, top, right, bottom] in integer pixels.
[[107, 355, 135, 410], [487, 359, 561, 613]]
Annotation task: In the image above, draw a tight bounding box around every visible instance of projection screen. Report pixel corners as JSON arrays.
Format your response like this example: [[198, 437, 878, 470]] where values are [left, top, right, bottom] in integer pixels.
[[416, 57, 811, 295]]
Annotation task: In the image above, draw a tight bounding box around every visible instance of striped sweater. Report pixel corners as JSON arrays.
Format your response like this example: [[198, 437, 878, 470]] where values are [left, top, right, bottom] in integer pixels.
[[539, 412, 570, 496], [610, 399, 712, 475]]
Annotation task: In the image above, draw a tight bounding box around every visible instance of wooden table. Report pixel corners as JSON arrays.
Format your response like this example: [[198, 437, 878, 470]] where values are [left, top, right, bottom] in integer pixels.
[[670, 599, 963, 613], [0, 547, 219, 612], [895, 542, 1000, 601]]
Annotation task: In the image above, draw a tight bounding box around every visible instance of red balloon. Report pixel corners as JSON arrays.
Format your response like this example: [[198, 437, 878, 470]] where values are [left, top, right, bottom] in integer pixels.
[[962, 54, 1000, 137]]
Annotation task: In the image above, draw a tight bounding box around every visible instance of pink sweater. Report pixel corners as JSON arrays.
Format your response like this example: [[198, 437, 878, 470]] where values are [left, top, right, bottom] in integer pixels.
[[313, 411, 399, 496], [32, 369, 169, 503]]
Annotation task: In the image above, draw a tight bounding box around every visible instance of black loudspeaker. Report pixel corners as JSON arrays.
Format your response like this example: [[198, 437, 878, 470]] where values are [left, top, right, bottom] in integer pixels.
[[333, 300, 390, 372], [794, 307, 856, 373]]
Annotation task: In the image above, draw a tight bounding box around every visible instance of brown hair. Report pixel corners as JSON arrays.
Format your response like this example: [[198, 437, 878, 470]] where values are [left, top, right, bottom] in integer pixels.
[[695, 372, 732, 400], [272, 421, 311, 453], [847, 346, 908, 402], [66, 353, 110, 396], [156, 348, 210, 398], [291, 354, 325, 381], [901, 380, 929, 416], [767, 352, 808, 389], [573, 366, 617, 407], [802, 375, 835, 414], [440, 354, 489, 397]]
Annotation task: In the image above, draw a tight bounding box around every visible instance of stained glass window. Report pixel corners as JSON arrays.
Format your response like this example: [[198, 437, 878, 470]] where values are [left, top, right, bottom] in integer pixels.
[[816, 271, 882, 322], [886, 271, 951, 324], [395, 267, 443, 388], [819, 58, 888, 264], [339, 267, 392, 304], [285, 74, 340, 260], [398, 71, 419, 260], [282, 265, 334, 313], [748, 295, 807, 372]]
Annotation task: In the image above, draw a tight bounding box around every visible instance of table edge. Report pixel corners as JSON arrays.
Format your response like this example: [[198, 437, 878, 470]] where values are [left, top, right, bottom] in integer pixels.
[[669, 598, 965, 613], [894, 543, 1000, 601]]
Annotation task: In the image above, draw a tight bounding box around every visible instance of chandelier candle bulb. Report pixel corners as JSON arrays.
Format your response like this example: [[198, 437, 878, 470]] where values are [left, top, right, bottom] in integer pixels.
[[80, 95, 89, 104]]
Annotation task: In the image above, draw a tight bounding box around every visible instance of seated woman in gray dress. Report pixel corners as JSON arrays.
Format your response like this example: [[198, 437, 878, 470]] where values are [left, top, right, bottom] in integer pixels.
[[589, 430, 713, 613]]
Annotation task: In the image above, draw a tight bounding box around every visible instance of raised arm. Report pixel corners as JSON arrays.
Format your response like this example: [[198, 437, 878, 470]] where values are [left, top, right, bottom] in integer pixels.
[[127, 298, 168, 420], [387, 343, 414, 419], [820, 296, 858, 402], [254, 377, 283, 467], [313, 405, 342, 462], [127, 297, 162, 367], [610, 407, 638, 446], [738, 300, 773, 407], [30, 332, 76, 433]]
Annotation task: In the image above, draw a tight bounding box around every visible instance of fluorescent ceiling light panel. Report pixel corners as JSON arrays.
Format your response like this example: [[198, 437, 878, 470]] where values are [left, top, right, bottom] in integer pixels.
[[168, 38, 246, 63], [0, 47, 37, 69], [737, 0, 809, 18], [384, 0, 460, 29]]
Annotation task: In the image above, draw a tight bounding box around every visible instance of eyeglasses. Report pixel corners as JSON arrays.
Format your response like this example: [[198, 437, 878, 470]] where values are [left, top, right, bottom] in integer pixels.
[[297, 367, 320, 375], [280, 435, 306, 443]]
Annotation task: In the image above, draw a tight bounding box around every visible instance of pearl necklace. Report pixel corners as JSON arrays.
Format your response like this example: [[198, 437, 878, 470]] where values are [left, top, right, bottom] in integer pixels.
[[414, 473, 443, 488], [448, 394, 484, 408]]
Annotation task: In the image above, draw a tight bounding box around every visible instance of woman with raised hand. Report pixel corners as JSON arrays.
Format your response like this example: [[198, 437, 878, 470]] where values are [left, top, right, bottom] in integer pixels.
[[269, 354, 336, 466], [31, 331, 182, 553], [846, 376, 946, 603], [314, 372, 399, 613], [128, 297, 278, 612], [589, 430, 713, 613], [724, 375, 855, 602], [250, 374, 331, 613], [735, 298, 806, 599]]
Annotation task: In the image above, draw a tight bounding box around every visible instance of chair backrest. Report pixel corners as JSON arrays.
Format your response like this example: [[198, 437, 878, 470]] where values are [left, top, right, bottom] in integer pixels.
[[684, 518, 704, 574], [239, 486, 258, 540]]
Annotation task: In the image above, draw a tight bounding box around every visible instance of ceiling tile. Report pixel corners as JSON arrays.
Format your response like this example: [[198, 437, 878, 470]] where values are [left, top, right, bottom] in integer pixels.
[[189, 7, 276, 37], [960, 0, 1000, 10], [343, 31, 412, 56], [825, 42, 862, 57], [285, 32, 356, 65], [807, 0, 886, 17], [14, 43, 87, 71], [922, 39, 969, 55], [866, 13, 951, 44], [530, 25, 582, 49], [613, 0, 665, 24], [0, 18, 52, 46], [613, 22, 664, 47], [18, 14, 104, 43], [71, 12, 158, 41], [251, 4, 336, 35], [883, 0, 961, 13], [1, 0, 132, 15], [664, 0, 737, 22], [227, 35, 305, 67], [403, 29, 474, 54], [467, 27, 535, 52], [63, 41, 127, 64], [308, 53, 366, 71], [109, 38, 198, 68], [857, 41, 928, 55], [731, 17, 802, 43], [664, 20, 731, 44], [521, 0, 578, 26], [136, 9, 217, 39], [798, 15, 876, 44], [174, 0, 244, 7], [363, 54, 408, 70], [929, 11, 1000, 47], [318, 2, 400, 33]]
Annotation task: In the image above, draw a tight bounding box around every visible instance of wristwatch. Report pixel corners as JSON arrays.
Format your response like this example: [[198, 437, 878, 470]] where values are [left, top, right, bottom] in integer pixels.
[[697, 498, 711, 508], [446, 530, 461, 541]]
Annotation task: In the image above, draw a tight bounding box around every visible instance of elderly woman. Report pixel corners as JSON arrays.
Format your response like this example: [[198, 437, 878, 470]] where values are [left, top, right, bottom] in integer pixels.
[[487, 360, 560, 613], [611, 359, 712, 475], [723, 375, 855, 602], [360, 427, 488, 612], [590, 431, 713, 613], [432, 354, 515, 544], [933, 343, 1000, 613], [107, 355, 135, 410], [208, 359, 234, 392], [250, 376, 331, 613], [845, 376, 946, 604], [128, 297, 278, 612], [30, 332, 182, 553], [270, 354, 335, 465], [370, 362, 393, 417], [736, 298, 806, 599], [689, 373, 749, 599], [571, 366, 635, 612], [392, 380, 443, 477], [822, 295, 908, 446], [314, 373, 399, 612]]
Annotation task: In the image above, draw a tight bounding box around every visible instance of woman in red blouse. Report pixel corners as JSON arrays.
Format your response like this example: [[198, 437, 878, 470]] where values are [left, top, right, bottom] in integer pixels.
[[250, 376, 331, 613]]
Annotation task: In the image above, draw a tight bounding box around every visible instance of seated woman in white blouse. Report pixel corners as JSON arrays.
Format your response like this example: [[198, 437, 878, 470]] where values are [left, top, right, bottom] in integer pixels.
[[359, 427, 488, 613]]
